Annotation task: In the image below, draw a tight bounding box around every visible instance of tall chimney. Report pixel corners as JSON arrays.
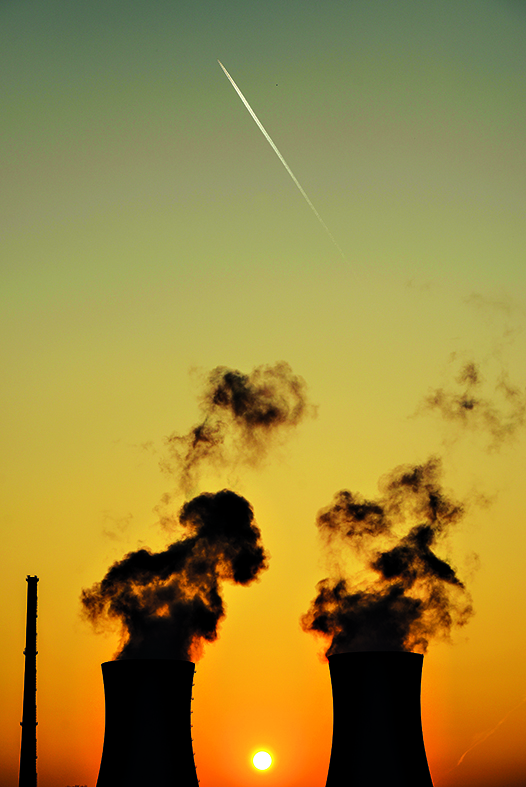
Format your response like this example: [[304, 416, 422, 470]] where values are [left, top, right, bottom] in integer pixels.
[[19, 575, 39, 787], [96, 659, 199, 787], [325, 652, 434, 787]]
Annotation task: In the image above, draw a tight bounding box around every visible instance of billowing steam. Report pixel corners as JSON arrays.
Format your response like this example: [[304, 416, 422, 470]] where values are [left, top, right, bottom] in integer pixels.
[[421, 360, 526, 449], [301, 458, 473, 655], [162, 362, 312, 496], [83, 361, 312, 660], [82, 490, 268, 660]]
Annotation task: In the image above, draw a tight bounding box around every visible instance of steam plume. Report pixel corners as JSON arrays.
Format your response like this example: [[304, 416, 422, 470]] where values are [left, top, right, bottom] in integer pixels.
[[421, 360, 526, 449], [81, 490, 268, 660], [302, 458, 473, 655], [162, 362, 312, 496]]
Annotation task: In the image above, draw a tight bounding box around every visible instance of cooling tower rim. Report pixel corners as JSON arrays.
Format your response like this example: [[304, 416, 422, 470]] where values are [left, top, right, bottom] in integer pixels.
[[101, 658, 196, 669], [102, 658, 195, 662], [328, 651, 424, 661]]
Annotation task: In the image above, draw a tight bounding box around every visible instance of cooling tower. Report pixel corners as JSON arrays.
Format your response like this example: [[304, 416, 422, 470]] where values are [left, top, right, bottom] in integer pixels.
[[96, 659, 199, 787], [325, 652, 434, 787]]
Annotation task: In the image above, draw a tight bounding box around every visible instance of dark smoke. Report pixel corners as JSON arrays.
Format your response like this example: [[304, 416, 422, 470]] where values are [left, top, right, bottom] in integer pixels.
[[162, 362, 312, 496], [81, 490, 268, 660], [421, 360, 526, 449], [301, 458, 473, 655]]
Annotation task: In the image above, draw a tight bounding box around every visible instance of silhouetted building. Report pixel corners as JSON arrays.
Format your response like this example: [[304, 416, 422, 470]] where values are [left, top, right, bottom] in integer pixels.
[[96, 659, 199, 787], [325, 651, 434, 787], [19, 575, 39, 787]]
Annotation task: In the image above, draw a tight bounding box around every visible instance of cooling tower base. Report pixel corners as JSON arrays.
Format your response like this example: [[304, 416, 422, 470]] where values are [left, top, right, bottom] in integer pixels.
[[325, 651, 434, 787], [96, 659, 199, 787]]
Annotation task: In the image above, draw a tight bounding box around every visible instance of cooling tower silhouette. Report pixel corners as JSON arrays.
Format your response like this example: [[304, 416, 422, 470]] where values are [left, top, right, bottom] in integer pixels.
[[325, 652, 434, 787], [96, 659, 199, 787]]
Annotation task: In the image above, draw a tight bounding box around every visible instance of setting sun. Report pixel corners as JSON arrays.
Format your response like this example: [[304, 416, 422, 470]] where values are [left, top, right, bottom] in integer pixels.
[[253, 751, 272, 771]]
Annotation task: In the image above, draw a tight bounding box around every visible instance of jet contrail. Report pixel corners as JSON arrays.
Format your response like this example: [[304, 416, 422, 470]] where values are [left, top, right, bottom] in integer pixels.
[[217, 60, 345, 259], [435, 692, 526, 784]]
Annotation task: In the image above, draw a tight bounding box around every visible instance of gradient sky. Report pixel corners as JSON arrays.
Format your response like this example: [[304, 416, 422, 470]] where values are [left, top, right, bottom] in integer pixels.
[[2, 1, 526, 786]]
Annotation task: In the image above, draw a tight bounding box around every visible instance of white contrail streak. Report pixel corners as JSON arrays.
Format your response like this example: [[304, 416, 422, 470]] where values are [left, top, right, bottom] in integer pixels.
[[217, 60, 345, 259], [434, 692, 526, 784], [455, 693, 526, 769]]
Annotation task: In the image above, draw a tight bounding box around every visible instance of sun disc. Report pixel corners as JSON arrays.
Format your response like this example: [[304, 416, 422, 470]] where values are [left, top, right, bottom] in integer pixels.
[[253, 751, 272, 770]]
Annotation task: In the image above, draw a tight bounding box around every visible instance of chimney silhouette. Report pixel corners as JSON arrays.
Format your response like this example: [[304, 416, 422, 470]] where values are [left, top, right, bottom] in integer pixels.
[[96, 659, 199, 787], [19, 575, 39, 787], [325, 652, 434, 787]]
